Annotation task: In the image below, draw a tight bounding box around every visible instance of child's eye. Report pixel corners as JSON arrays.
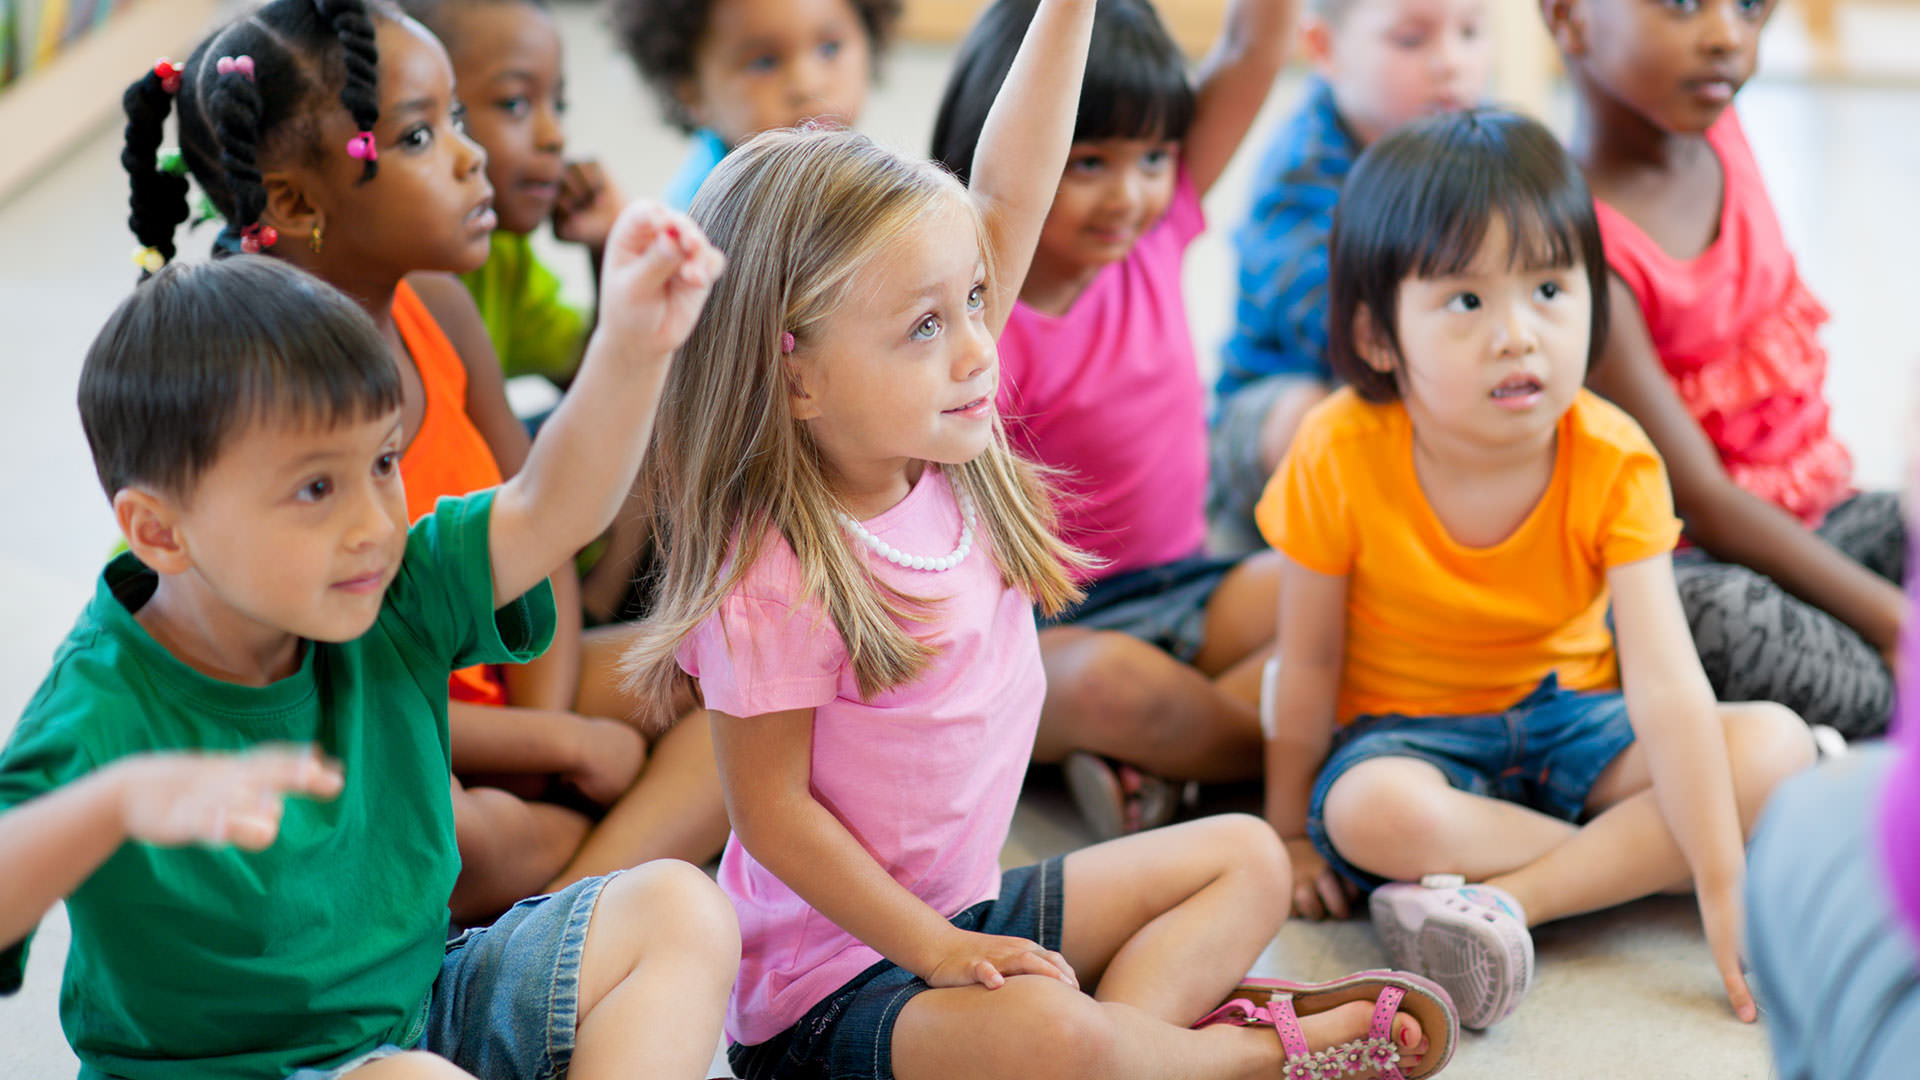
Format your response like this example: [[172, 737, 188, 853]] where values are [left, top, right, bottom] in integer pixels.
[[374, 451, 399, 477], [497, 96, 530, 119], [819, 38, 844, 60], [745, 53, 780, 74], [1660, 0, 1702, 13], [556, 94, 570, 116], [298, 477, 334, 502], [967, 284, 986, 312], [1735, 0, 1766, 14], [1067, 154, 1106, 176], [910, 314, 942, 341], [1389, 27, 1430, 48], [1444, 292, 1482, 312], [400, 123, 433, 151], [1536, 281, 1563, 301]]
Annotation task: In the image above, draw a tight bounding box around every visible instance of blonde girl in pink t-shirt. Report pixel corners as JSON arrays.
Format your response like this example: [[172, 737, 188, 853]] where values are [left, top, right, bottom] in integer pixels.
[[621, 2, 1459, 1077], [929, 0, 1302, 842]]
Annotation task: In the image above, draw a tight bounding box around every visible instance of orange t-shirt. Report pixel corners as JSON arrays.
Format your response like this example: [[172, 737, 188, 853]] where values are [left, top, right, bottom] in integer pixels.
[[1256, 389, 1681, 724], [395, 279, 509, 706]]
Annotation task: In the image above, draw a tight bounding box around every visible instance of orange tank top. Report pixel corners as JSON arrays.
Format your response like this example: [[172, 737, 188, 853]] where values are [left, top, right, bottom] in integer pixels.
[[394, 279, 510, 706]]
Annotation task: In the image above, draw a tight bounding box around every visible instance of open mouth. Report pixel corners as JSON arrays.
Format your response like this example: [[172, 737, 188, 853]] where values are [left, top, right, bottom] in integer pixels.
[[1491, 374, 1544, 401], [466, 197, 497, 228], [943, 396, 990, 416]]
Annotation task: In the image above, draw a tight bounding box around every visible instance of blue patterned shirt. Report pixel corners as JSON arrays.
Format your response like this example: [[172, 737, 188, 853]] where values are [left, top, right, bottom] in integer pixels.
[[1215, 78, 1359, 403], [664, 129, 729, 212]]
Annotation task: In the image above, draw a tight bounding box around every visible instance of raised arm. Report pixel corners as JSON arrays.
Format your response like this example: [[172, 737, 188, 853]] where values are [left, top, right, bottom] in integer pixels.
[[0, 748, 341, 949], [969, 0, 1097, 334], [488, 202, 724, 605], [714, 707, 1078, 990], [1589, 276, 1905, 661], [1184, 0, 1300, 197], [1608, 552, 1753, 1020]]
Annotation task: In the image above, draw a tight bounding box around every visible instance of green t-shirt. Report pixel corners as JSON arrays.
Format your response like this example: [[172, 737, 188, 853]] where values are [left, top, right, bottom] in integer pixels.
[[461, 230, 587, 383], [0, 490, 556, 1080]]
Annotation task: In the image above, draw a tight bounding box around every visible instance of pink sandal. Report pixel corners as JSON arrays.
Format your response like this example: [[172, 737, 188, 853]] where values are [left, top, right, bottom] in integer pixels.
[[1194, 971, 1458, 1079]]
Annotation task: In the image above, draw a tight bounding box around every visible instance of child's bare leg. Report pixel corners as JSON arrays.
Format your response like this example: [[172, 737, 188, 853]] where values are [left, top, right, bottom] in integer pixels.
[[1034, 630, 1262, 781], [545, 711, 730, 889], [1189, 552, 1281, 680], [345, 1051, 474, 1078], [1487, 702, 1812, 925], [569, 861, 740, 1080], [451, 780, 590, 924], [1322, 758, 1580, 882]]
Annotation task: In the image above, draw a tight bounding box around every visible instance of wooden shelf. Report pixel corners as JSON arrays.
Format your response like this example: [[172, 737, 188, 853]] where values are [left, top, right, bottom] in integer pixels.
[[0, 0, 218, 206]]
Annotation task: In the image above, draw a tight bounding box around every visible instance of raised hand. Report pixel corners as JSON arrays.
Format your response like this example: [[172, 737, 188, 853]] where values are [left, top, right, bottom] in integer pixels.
[[593, 200, 726, 362], [115, 745, 344, 851], [922, 929, 1080, 991]]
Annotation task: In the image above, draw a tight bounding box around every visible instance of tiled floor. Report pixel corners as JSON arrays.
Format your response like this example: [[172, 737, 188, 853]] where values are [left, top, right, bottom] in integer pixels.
[[3, 2, 1918, 1077]]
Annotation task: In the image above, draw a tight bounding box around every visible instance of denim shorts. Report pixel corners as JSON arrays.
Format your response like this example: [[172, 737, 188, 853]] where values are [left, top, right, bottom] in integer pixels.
[[288, 871, 618, 1080], [728, 857, 1066, 1080], [1306, 675, 1638, 892], [1042, 554, 1238, 662]]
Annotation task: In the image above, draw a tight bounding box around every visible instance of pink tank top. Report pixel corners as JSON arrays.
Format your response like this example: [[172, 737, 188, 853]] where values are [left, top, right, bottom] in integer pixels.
[[1593, 109, 1851, 527]]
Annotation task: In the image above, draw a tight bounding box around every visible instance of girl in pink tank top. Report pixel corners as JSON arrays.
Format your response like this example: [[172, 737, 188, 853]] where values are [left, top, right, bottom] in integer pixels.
[[1547, 0, 1901, 738]]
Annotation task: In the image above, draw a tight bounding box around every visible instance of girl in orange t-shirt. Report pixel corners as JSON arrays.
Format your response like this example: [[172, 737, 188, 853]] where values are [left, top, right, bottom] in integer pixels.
[[1255, 111, 1812, 1031]]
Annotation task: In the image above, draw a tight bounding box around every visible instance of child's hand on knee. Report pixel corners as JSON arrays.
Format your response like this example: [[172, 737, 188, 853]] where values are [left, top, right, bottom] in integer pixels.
[[1698, 879, 1757, 1022], [923, 929, 1079, 991], [113, 745, 344, 851], [1284, 838, 1357, 920]]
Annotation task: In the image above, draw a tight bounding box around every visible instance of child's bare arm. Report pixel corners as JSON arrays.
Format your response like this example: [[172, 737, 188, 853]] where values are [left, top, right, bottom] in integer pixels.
[[488, 202, 724, 605], [968, 0, 1097, 334], [713, 706, 1078, 990], [1264, 556, 1345, 838], [1589, 276, 1904, 660], [1184, 0, 1300, 197], [0, 747, 342, 948], [1609, 552, 1754, 1020]]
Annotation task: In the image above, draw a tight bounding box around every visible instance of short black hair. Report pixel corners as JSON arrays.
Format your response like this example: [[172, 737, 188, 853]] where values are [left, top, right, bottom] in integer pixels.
[[79, 257, 402, 500], [931, 0, 1194, 185], [1326, 108, 1609, 403], [398, 0, 548, 45], [612, 0, 902, 135], [123, 0, 394, 279]]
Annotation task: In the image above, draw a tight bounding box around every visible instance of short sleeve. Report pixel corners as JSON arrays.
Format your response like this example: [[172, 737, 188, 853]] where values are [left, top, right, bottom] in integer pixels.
[[678, 591, 848, 719], [383, 489, 558, 672], [0, 711, 95, 993], [1255, 409, 1353, 576], [1596, 430, 1683, 569]]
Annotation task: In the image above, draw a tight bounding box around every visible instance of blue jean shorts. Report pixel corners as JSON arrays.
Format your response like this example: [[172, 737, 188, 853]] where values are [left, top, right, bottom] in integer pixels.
[[728, 857, 1066, 1080], [288, 871, 618, 1080], [1306, 675, 1638, 892], [1042, 554, 1238, 662]]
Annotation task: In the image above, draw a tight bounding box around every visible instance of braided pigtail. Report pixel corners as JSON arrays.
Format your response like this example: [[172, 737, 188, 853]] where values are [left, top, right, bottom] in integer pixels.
[[205, 54, 271, 255], [317, 0, 382, 181], [121, 62, 192, 280]]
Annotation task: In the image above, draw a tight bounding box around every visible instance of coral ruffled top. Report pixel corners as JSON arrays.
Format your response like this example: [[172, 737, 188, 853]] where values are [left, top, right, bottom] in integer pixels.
[[1593, 109, 1852, 527]]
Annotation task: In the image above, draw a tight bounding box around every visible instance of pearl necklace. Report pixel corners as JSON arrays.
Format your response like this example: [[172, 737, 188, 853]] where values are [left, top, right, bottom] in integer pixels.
[[837, 490, 976, 572]]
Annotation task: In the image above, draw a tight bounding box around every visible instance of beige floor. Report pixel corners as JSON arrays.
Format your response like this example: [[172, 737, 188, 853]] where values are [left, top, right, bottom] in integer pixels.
[[4, 2, 1919, 1077]]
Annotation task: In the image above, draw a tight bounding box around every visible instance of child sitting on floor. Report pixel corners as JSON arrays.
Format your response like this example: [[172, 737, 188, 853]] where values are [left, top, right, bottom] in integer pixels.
[[1259, 109, 1813, 1030], [1209, 0, 1493, 554], [0, 201, 735, 1080]]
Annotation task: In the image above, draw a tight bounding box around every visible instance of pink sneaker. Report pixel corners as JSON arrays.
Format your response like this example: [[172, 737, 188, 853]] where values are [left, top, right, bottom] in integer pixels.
[[1369, 875, 1533, 1029]]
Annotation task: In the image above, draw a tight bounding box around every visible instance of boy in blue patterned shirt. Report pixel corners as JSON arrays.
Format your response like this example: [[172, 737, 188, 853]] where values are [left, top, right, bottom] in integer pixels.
[[1208, 0, 1494, 553]]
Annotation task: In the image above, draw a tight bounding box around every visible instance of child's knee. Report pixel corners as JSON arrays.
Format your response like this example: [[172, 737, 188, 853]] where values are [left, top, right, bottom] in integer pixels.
[[1046, 632, 1171, 724], [346, 1051, 472, 1079], [603, 860, 742, 969], [1203, 813, 1292, 894], [988, 978, 1120, 1080], [1322, 761, 1448, 865], [1722, 702, 1817, 816]]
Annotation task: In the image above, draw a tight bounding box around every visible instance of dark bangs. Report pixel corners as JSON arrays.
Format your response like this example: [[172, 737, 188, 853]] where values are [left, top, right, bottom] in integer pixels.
[[931, 0, 1192, 185], [1327, 108, 1609, 402], [80, 257, 401, 499]]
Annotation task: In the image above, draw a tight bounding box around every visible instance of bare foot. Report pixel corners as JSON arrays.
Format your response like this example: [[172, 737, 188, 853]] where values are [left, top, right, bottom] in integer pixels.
[[1294, 999, 1429, 1077]]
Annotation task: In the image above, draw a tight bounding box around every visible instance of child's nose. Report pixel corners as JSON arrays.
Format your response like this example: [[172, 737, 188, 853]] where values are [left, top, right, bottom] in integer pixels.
[[534, 101, 564, 154], [455, 127, 488, 176], [347, 491, 399, 550], [954, 320, 996, 380], [1493, 303, 1539, 355], [1698, 0, 1747, 51]]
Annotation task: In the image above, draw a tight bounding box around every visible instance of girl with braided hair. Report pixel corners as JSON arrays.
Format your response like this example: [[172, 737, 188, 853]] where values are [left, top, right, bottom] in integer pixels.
[[120, 0, 729, 929]]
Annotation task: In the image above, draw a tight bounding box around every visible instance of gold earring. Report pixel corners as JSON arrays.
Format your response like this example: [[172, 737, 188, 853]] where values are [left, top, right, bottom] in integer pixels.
[[310, 221, 324, 254]]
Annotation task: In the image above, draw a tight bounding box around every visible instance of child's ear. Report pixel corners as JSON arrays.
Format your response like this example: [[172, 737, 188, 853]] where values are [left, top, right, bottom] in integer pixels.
[[1540, 0, 1587, 56], [1299, 15, 1337, 77], [262, 168, 322, 250], [114, 488, 193, 575], [785, 356, 823, 421], [1351, 305, 1398, 375]]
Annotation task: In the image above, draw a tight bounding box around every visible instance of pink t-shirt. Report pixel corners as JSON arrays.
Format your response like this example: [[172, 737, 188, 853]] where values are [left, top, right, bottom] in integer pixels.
[[1594, 109, 1852, 528], [677, 466, 1047, 1046], [996, 169, 1209, 581]]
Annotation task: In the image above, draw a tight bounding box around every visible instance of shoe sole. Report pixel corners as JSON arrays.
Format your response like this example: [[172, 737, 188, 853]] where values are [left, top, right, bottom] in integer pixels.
[[1370, 888, 1532, 1030], [1062, 754, 1176, 841]]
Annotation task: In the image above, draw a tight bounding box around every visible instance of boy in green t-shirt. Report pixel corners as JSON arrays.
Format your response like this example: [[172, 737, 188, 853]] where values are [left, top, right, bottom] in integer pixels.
[[0, 203, 738, 1080]]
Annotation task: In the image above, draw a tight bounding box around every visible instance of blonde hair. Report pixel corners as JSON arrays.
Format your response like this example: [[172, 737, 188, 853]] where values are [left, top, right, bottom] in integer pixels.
[[624, 128, 1091, 724]]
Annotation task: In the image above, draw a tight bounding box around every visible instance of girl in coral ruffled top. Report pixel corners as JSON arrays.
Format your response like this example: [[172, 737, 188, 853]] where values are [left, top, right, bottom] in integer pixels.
[[1544, 0, 1901, 738]]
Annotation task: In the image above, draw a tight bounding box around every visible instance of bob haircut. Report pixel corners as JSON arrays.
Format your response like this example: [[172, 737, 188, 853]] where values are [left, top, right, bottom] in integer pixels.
[[79, 257, 400, 500], [930, 0, 1194, 185], [1326, 108, 1609, 403]]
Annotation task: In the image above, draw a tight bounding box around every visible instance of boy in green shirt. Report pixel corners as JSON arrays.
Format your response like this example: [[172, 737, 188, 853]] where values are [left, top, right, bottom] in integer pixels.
[[0, 202, 737, 1080]]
